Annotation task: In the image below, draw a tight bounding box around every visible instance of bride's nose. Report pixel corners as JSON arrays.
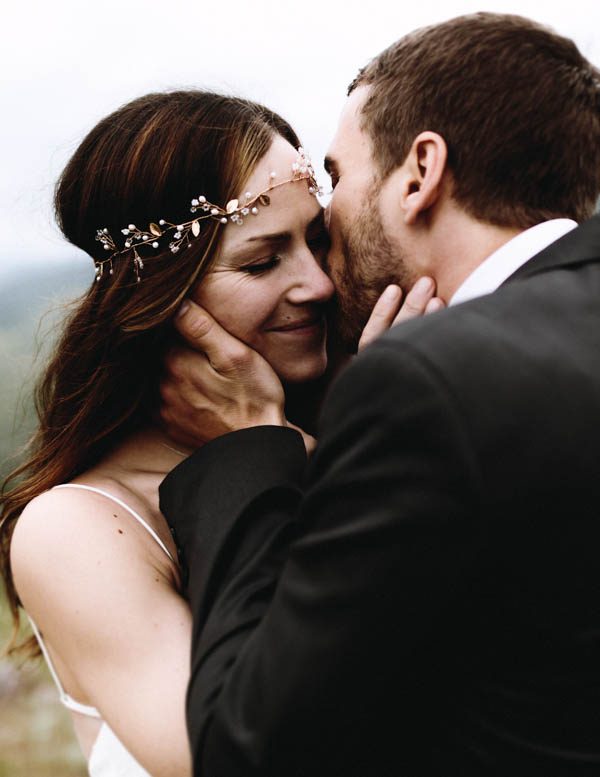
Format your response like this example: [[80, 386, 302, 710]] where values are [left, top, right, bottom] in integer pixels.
[[287, 252, 335, 305]]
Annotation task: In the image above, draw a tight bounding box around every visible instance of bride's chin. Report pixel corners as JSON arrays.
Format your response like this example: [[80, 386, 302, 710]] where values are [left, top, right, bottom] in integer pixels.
[[274, 354, 328, 385]]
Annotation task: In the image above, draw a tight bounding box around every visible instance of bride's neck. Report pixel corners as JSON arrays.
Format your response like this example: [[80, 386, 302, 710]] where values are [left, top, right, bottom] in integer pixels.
[[95, 425, 194, 482]]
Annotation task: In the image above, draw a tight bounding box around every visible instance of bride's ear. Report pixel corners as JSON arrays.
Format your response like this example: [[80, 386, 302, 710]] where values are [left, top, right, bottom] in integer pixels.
[[398, 132, 448, 225]]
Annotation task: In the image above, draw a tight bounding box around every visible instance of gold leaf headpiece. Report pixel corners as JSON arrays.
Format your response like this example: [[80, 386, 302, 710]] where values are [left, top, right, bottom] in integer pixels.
[[94, 147, 321, 282]]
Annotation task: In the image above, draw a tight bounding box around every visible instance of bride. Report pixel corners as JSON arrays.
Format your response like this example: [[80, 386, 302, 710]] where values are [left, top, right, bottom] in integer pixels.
[[0, 90, 438, 776]]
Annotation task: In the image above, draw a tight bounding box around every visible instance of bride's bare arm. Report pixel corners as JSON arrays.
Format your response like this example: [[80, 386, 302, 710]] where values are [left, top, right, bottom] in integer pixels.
[[10, 487, 192, 777]]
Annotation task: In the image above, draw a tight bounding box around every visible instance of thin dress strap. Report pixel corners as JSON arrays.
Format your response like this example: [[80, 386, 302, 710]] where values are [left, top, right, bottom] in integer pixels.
[[29, 482, 175, 719], [53, 483, 175, 562], [28, 614, 101, 718]]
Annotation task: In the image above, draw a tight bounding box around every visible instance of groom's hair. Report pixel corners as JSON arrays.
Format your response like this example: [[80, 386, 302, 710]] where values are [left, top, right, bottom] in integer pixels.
[[349, 13, 600, 228]]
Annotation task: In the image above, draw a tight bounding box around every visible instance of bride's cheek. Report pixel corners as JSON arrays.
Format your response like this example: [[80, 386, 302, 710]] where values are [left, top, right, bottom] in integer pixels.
[[194, 271, 279, 346], [193, 271, 249, 314]]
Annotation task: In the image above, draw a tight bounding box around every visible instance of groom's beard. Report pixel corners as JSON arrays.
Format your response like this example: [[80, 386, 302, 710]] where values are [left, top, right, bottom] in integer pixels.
[[330, 192, 414, 352]]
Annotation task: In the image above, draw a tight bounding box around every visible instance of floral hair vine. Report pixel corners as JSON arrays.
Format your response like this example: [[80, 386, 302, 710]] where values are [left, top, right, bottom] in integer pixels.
[[94, 147, 322, 282]]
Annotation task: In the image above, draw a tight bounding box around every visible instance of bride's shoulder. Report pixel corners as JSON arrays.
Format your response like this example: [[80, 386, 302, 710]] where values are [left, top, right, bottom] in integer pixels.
[[14, 484, 114, 539], [11, 485, 135, 592]]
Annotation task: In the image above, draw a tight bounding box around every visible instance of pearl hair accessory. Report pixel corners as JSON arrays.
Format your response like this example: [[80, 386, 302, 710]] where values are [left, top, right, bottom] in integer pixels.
[[93, 147, 321, 283]]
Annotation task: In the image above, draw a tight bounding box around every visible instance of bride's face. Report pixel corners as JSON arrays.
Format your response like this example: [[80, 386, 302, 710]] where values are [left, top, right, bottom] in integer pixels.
[[193, 136, 334, 384]]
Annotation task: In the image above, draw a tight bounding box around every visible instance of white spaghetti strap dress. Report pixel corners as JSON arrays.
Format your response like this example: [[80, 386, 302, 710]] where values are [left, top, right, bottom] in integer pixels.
[[29, 483, 177, 777]]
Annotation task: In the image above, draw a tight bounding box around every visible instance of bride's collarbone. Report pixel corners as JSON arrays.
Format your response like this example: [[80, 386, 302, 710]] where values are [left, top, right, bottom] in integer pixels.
[[57, 473, 177, 566]]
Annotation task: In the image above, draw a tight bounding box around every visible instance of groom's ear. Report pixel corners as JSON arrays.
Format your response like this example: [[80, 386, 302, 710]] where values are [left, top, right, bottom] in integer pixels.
[[398, 132, 448, 225]]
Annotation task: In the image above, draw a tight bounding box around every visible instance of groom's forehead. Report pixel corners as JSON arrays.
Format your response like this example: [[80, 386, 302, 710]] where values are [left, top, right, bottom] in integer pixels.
[[326, 86, 373, 168]]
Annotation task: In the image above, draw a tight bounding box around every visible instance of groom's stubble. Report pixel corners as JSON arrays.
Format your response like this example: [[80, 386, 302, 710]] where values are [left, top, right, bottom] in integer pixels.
[[331, 182, 416, 351]]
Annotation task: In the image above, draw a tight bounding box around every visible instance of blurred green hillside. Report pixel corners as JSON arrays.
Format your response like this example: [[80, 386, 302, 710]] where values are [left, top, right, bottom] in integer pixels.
[[0, 260, 91, 776], [0, 262, 93, 479]]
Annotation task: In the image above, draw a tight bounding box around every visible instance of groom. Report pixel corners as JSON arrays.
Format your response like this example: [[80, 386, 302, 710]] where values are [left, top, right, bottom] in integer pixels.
[[159, 13, 600, 776]]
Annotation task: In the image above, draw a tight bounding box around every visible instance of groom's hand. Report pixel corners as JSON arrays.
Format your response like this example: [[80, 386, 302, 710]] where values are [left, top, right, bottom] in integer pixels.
[[358, 277, 445, 352], [159, 301, 286, 449]]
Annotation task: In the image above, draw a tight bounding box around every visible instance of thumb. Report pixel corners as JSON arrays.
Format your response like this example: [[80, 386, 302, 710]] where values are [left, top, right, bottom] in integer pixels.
[[175, 299, 246, 372]]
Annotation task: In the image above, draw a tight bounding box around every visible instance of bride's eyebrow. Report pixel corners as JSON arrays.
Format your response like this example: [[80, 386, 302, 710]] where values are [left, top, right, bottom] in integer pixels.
[[246, 231, 291, 245], [223, 211, 326, 266], [221, 234, 288, 268], [245, 210, 325, 245]]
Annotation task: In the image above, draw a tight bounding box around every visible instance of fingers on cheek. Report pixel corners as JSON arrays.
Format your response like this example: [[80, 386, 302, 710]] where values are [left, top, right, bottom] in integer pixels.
[[185, 315, 213, 342]]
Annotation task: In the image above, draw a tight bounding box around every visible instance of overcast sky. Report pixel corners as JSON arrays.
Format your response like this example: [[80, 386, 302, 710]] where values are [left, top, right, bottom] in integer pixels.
[[1, 0, 599, 282]]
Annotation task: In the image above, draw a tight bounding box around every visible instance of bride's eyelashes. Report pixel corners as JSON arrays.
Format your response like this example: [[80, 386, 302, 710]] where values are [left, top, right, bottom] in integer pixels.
[[242, 256, 282, 275], [236, 213, 330, 277], [240, 234, 329, 276]]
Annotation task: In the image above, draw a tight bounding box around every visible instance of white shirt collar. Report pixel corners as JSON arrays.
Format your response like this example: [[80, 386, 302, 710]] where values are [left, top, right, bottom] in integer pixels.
[[449, 219, 578, 307]]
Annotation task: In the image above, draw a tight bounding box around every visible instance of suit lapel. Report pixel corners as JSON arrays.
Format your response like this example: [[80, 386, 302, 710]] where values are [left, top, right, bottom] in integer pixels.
[[502, 213, 600, 287]]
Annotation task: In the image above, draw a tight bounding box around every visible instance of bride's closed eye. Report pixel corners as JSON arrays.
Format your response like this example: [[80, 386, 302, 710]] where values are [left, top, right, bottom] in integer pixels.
[[242, 256, 282, 275]]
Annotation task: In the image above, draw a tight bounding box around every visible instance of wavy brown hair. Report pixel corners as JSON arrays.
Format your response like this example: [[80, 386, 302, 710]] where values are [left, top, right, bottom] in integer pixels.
[[0, 90, 300, 656], [350, 13, 600, 228]]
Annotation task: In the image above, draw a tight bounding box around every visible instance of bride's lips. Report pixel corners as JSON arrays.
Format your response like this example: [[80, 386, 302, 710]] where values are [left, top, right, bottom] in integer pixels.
[[268, 315, 325, 336]]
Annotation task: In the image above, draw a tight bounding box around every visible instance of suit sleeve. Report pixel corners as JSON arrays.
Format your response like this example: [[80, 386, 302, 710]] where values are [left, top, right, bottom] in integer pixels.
[[160, 341, 483, 776]]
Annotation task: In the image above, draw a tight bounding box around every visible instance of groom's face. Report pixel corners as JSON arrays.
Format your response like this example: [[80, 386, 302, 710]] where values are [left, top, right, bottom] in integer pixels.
[[324, 86, 414, 349]]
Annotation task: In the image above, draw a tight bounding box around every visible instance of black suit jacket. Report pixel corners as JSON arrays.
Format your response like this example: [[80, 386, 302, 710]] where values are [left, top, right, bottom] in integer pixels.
[[160, 216, 600, 776]]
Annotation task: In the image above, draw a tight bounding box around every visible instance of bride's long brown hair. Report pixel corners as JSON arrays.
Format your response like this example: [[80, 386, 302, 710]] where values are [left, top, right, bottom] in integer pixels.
[[0, 90, 300, 655]]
